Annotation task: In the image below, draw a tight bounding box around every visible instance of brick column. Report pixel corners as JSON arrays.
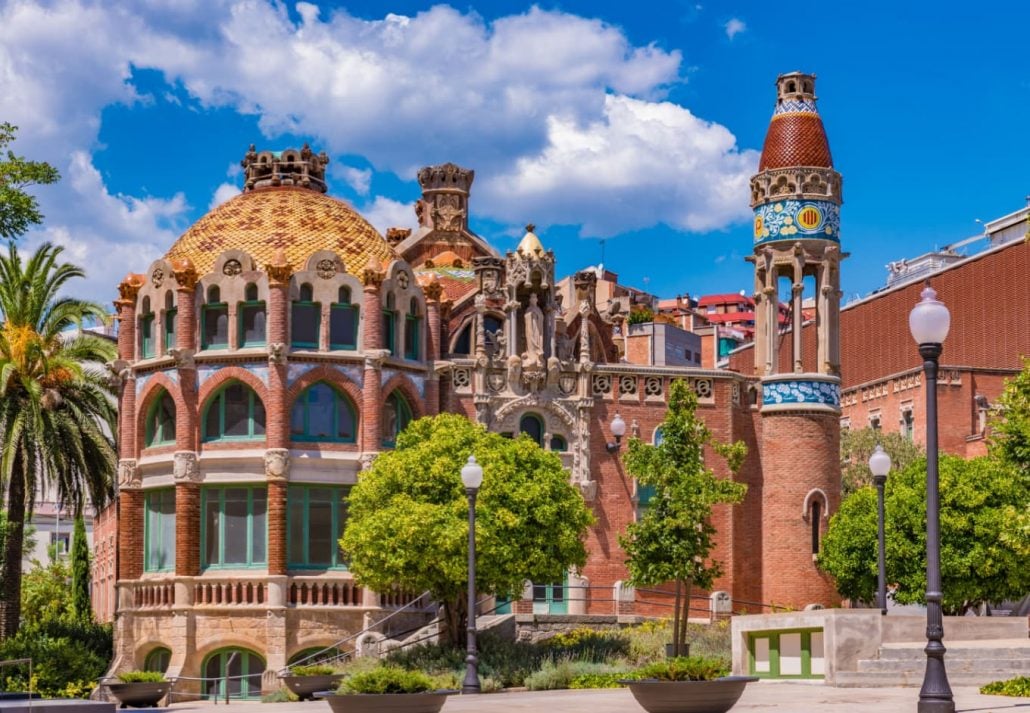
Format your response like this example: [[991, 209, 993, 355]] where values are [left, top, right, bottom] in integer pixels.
[[423, 275, 443, 416], [117, 461, 143, 581], [114, 274, 144, 460], [170, 259, 201, 578], [361, 257, 386, 450], [264, 251, 293, 576]]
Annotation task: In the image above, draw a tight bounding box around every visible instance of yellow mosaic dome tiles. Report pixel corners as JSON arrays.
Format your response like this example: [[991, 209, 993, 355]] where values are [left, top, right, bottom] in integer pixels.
[[164, 187, 395, 275]]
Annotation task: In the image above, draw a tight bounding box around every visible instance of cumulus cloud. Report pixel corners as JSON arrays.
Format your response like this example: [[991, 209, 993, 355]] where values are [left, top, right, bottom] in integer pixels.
[[0, 0, 759, 300], [209, 182, 241, 209], [360, 196, 418, 235], [724, 18, 746, 40]]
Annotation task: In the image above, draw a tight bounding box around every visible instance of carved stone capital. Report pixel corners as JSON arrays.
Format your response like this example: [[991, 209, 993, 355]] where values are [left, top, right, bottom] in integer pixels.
[[167, 347, 195, 370], [173, 451, 200, 483], [578, 480, 598, 502], [171, 258, 199, 291], [117, 273, 145, 303], [267, 342, 287, 365], [363, 349, 390, 370], [117, 459, 141, 490], [264, 249, 294, 287], [264, 448, 291, 480], [106, 359, 132, 389], [361, 256, 386, 288]]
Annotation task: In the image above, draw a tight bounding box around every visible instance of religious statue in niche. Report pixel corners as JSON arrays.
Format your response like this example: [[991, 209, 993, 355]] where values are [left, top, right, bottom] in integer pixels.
[[522, 292, 545, 370]]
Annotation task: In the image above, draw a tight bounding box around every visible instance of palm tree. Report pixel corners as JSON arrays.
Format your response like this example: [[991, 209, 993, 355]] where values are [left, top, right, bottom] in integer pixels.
[[0, 242, 117, 639]]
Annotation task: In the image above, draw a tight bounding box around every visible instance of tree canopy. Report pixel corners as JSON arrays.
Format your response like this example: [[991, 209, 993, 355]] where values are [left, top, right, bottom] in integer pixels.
[[840, 426, 923, 495], [0, 123, 60, 241], [990, 357, 1030, 474], [619, 379, 746, 650], [341, 413, 593, 642], [818, 454, 1030, 612]]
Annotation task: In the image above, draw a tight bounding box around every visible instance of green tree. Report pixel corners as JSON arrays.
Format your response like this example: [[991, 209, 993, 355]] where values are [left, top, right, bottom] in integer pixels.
[[21, 549, 73, 624], [990, 357, 1030, 473], [618, 379, 747, 653], [71, 514, 92, 622], [0, 123, 60, 240], [840, 426, 923, 495], [341, 414, 593, 645], [819, 455, 1030, 612], [0, 242, 117, 640]]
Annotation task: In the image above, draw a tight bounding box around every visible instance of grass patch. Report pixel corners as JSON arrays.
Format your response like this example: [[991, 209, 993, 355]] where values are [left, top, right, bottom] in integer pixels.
[[981, 676, 1030, 697], [116, 671, 166, 683]]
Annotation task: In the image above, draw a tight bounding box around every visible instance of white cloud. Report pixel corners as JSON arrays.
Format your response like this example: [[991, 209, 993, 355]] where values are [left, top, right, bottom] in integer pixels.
[[0, 1, 760, 301], [724, 18, 746, 40], [209, 182, 241, 209], [360, 196, 418, 235]]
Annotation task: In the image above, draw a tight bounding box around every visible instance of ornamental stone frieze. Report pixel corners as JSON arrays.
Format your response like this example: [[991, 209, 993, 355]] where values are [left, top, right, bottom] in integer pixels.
[[167, 347, 195, 370], [267, 343, 287, 366], [264, 448, 291, 480], [117, 459, 141, 490], [173, 451, 200, 483]]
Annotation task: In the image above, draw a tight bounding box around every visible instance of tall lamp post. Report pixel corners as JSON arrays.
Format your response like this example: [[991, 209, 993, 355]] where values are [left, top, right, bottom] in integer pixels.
[[869, 445, 891, 616], [461, 455, 484, 694], [908, 283, 954, 713]]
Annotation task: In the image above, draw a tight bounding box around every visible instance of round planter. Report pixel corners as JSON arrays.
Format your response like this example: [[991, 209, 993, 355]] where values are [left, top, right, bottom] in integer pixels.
[[106, 681, 171, 709], [621, 677, 758, 713], [280, 675, 344, 701], [314, 690, 456, 713]]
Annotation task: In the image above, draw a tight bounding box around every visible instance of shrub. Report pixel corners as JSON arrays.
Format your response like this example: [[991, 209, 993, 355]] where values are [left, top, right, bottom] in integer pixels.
[[261, 687, 299, 703], [981, 676, 1030, 697], [0, 619, 113, 697], [338, 666, 436, 695], [569, 671, 632, 689], [288, 664, 336, 677], [117, 671, 166, 683], [525, 661, 629, 691], [635, 655, 730, 682], [540, 627, 630, 662]]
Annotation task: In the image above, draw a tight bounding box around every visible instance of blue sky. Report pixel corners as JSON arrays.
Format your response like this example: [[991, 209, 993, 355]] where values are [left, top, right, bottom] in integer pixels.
[[2, 0, 1027, 304]]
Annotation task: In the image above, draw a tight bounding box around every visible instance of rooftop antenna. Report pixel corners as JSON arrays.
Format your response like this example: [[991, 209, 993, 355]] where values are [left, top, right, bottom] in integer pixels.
[[599, 238, 606, 266]]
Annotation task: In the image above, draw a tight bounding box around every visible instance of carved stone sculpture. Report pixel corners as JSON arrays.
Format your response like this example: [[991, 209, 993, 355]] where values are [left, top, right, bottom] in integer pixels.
[[522, 292, 544, 369]]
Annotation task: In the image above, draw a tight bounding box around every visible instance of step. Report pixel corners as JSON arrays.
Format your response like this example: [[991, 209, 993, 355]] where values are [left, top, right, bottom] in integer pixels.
[[834, 670, 1021, 688], [858, 657, 1030, 674], [877, 639, 1030, 661]]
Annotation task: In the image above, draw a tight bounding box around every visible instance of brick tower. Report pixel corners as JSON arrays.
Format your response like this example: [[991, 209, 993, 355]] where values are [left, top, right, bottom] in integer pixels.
[[748, 72, 843, 607]]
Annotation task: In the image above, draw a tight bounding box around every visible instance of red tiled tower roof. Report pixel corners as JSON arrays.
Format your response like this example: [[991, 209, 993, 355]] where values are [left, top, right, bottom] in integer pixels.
[[758, 72, 834, 171]]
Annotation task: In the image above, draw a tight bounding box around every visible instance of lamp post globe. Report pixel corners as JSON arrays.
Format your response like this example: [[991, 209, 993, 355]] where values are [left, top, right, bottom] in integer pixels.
[[868, 445, 891, 616], [610, 412, 627, 439], [461, 455, 483, 694], [909, 284, 954, 713]]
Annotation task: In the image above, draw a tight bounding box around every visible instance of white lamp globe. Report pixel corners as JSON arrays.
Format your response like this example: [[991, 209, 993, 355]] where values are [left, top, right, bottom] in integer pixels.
[[461, 455, 484, 490], [869, 444, 892, 479], [908, 284, 950, 346], [610, 413, 627, 438]]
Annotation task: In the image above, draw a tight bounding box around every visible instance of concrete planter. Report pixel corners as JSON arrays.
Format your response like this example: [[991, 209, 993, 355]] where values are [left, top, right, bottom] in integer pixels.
[[280, 675, 344, 701], [105, 682, 171, 709], [621, 677, 757, 713], [314, 690, 455, 713]]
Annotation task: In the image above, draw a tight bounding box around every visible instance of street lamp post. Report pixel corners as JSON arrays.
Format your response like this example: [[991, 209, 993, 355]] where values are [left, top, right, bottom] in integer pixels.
[[868, 444, 892, 616], [461, 455, 484, 695], [908, 283, 954, 713]]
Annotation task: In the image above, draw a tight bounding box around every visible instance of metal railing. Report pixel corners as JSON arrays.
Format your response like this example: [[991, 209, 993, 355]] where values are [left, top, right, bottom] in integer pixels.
[[0, 658, 34, 711]]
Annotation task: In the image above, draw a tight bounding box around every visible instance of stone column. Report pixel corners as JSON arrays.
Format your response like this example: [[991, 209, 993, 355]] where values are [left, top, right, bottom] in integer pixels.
[[423, 276, 443, 416], [264, 251, 293, 577], [361, 257, 386, 450], [117, 460, 143, 581], [171, 259, 201, 579], [173, 452, 200, 579], [114, 274, 144, 460]]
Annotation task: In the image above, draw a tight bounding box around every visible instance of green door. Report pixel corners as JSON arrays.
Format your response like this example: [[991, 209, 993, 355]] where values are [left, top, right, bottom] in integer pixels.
[[204, 648, 265, 700], [748, 629, 824, 679], [532, 576, 568, 614]]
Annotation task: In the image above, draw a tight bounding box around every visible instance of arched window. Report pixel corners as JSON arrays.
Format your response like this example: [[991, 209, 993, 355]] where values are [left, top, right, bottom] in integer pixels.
[[330, 285, 358, 350], [383, 293, 397, 355], [519, 413, 544, 447], [203, 382, 265, 441], [550, 434, 567, 452], [810, 500, 822, 555], [288, 647, 343, 666], [145, 390, 176, 446], [404, 297, 421, 360], [483, 315, 503, 356], [635, 426, 663, 518], [203, 648, 265, 700], [139, 297, 155, 359], [653, 427, 664, 446], [382, 391, 412, 447], [144, 647, 172, 674], [164, 292, 177, 353], [238, 282, 266, 347], [202, 285, 229, 349], [452, 322, 472, 356], [290, 382, 357, 443], [291, 283, 319, 349]]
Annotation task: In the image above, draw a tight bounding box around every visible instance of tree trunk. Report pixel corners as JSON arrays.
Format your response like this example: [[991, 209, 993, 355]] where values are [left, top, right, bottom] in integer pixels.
[[672, 580, 682, 653], [0, 454, 26, 641], [441, 596, 466, 648], [679, 579, 693, 651]]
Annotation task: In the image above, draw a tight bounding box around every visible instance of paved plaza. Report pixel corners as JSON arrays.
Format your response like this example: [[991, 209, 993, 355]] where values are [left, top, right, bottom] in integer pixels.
[[164, 684, 1025, 712]]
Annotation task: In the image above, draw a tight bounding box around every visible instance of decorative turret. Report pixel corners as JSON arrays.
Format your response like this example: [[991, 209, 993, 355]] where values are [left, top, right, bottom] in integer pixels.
[[241, 143, 329, 193], [415, 162, 475, 234]]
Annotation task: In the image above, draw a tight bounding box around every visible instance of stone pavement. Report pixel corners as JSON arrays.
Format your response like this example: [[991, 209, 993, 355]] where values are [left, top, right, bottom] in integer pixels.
[[167, 683, 1026, 712]]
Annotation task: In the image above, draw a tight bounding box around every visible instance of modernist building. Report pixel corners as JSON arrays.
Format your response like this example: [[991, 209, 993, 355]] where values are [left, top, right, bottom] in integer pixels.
[[100, 72, 845, 695]]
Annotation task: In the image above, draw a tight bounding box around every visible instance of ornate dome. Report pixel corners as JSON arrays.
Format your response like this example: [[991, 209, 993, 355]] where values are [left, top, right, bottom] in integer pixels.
[[163, 185, 395, 276], [758, 72, 833, 171]]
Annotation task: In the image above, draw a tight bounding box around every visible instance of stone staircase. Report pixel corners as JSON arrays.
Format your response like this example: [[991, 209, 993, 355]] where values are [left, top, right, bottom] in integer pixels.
[[835, 639, 1030, 687]]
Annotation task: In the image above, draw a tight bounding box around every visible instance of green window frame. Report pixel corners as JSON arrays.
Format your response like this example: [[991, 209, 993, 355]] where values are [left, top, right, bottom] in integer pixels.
[[140, 313, 156, 358], [290, 382, 357, 443], [403, 299, 420, 360], [145, 391, 176, 447], [747, 628, 824, 679], [144, 647, 172, 673], [203, 648, 265, 700], [202, 303, 229, 349], [550, 434, 568, 452], [144, 489, 176, 572], [287, 485, 350, 570], [202, 382, 266, 442], [201, 486, 267, 569], [381, 391, 413, 448], [519, 413, 545, 447], [164, 308, 177, 353], [291, 300, 321, 349], [532, 574, 569, 614], [383, 309, 396, 355], [238, 300, 267, 348]]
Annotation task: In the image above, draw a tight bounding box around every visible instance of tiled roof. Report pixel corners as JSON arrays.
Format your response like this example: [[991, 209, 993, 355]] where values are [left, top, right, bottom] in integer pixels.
[[759, 113, 833, 171], [164, 187, 394, 276], [415, 265, 477, 303], [698, 293, 754, 306]]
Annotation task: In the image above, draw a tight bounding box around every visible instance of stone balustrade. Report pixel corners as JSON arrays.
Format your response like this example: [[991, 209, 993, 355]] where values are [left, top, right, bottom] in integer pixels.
[[288, 577, 362, 607]]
